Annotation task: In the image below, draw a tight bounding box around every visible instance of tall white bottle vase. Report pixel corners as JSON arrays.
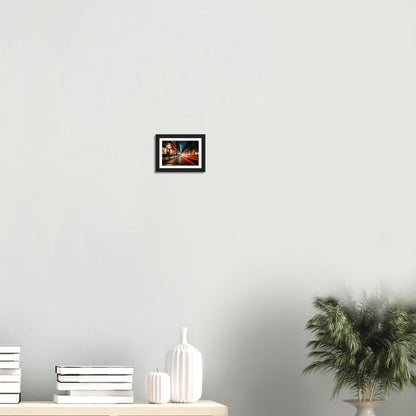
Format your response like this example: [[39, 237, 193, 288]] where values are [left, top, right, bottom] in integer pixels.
[[170, 327, 203, 403]]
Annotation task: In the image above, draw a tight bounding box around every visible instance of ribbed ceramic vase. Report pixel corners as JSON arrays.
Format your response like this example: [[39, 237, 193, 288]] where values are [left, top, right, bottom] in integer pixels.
[[344, 400, 385, 416], [145, 371, 170, 404], [170, 327, 202, 403]]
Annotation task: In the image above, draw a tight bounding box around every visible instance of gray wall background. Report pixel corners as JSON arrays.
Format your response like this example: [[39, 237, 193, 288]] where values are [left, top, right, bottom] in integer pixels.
[[1, 1, 416, 415]]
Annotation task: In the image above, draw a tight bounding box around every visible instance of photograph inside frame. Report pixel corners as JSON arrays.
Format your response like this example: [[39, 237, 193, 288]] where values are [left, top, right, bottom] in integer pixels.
[[161, 140, 200, 167]]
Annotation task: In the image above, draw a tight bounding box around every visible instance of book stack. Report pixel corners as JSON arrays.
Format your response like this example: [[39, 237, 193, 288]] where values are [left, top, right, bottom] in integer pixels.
[[53, 366, 134, 404], [0, 345, 21, 404]]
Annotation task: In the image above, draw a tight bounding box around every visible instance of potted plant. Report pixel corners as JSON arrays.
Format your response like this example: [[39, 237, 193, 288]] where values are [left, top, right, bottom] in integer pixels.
[[303, 293, 416, 416]]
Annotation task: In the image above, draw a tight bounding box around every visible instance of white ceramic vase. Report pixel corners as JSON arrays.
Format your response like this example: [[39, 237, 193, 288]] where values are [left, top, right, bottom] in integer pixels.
[[170, 327, 202, 403], [344, 400, 385, 416], [145, 371, 170, 404]]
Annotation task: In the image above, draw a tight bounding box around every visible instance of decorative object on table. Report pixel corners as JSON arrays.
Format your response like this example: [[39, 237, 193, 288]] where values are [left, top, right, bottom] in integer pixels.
[[53, 366, 134, 404], [168, 327, 202, 403], [343, 400, 385, 416], [303, 292, 416, 416], [155, 134, 206, 173], [0, 345, 21, 404], [145, 369, 170, 404]]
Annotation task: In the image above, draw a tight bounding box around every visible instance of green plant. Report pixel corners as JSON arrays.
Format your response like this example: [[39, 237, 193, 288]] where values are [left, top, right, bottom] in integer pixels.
[[303, 292, 416, 401]]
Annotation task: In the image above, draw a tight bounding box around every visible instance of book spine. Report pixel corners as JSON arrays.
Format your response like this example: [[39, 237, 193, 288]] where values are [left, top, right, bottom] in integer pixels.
[[0, 354, 19, 361], [0, 362, 20, 369], [0, 383, 21, 393], [57, 375, 133, 383], [56, 367, 134, 375], [53, 394, 134, 404], [56, 382, 132, 391], [0, 375, 20, 382], [0, 347, 20, 354], [67, 390, 134, 396], [0, 393, 20, 404]]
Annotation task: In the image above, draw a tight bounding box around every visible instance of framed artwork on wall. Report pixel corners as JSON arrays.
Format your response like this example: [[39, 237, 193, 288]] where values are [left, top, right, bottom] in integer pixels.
[[155, 134, 206, 173]]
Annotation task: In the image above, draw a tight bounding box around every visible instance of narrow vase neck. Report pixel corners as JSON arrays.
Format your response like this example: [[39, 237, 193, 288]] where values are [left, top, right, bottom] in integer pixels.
[[181, 327, 188, 344]]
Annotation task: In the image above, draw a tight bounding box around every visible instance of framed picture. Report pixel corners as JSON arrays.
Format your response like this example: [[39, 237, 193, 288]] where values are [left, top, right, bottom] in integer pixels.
[[155, 134, 206, 173]]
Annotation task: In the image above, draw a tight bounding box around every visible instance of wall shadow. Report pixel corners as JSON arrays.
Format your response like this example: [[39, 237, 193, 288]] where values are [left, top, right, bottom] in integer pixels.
[[212, 293, 346, 416]]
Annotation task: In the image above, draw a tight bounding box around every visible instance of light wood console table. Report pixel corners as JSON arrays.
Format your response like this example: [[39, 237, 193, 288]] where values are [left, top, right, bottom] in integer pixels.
[[0, 401, 227, 416]]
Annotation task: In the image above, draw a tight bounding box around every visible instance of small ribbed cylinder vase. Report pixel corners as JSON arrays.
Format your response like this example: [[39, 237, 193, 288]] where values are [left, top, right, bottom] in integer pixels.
[[170, 327, 202, 403], [145, 371, 170, 404]]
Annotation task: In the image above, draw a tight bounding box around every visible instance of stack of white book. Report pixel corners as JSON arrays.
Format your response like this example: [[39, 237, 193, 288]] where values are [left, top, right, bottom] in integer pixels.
[[0, 345, 21, 404], [53, 366, 134, 404]]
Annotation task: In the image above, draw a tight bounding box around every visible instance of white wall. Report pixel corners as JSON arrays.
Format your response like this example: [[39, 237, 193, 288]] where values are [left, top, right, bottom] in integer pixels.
[[1, 1, 416, 415]]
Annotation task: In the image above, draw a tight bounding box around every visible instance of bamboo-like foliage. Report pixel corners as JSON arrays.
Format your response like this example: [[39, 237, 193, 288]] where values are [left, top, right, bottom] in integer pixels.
[[303, 293, 416, 401]]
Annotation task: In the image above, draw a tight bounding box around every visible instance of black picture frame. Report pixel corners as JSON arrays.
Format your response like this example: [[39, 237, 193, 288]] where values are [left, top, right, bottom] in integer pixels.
[[155, 134, 206, 173]]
